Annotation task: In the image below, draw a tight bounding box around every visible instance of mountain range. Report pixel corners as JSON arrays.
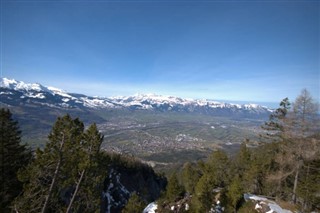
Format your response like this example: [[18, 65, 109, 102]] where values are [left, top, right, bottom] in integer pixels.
[[0, 77, 272, 117]]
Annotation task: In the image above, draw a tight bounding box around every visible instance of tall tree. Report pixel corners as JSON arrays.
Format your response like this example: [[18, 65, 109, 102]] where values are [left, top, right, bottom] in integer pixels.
[[42, 115, 84, 213], [165, 172, 184, 202], [122, 192, 146, 213], [261, 97, 291, 142], [0, 108, 31, 212], [206, 150, 230, 187], [15, 115, 107, 212], [261, 98, 292, 198], [181, 162, 201, 194], [262, 91, 319, 204], [227, 177, 243, 213], [66, 123, 105, 212], [297, 158, 320, 211], [233, 141, 251, 175], [191, 174, 215, 213], [290, 89, 319, 203], [191, 150, 229, 212], [292, 88, 318, 136]]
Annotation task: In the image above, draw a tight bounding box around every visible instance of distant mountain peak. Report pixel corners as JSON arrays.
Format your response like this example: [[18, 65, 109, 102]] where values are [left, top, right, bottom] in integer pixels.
[[1, 77, 47, 92], [0, 77, 72, 97]]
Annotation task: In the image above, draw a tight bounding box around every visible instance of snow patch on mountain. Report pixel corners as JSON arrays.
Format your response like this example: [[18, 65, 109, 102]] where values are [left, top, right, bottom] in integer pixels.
[[0, 91, 13, 95], [47, 86, 74, 98], [27, 92, 46, 99], [1, 77, 49, 92]]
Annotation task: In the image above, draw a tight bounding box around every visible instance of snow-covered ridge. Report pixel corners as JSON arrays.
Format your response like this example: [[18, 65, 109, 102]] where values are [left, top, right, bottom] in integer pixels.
[[0, 77, 69, 98], [108, 93, 271, 112], [0, 77, 272, 114]]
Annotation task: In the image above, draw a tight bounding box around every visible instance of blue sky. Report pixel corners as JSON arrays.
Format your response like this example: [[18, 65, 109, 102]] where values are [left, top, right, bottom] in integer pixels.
[[1, 0, 319, 104]]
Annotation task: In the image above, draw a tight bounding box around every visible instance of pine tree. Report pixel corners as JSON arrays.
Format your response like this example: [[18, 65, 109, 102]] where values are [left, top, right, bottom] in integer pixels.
[[14, 115, 106, 212], [233, 141, 251, 175], [0, 108, 31, 212], [66, 123, 105, 212], [227, 177, 243, 213], [297, 159, 320, 211], [261, 98, 292, 199], [165, 172, 184, 202], [261, 97, 291, 142], [122, 192, 146, 213], [181, 162, 201, 194], [191, 174, 214, 213], [43, 115, 84, 213], [206, 150, 230, 187], [14, 115, 83, 212]]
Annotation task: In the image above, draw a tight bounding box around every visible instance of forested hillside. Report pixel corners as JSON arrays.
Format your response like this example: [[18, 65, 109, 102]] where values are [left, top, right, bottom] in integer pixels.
[[1, 89, 319, 213], [1, 112, 166, 213]]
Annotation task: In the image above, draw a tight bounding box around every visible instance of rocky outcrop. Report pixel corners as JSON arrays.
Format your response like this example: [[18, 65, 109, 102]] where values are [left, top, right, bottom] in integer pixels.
[[101, 156, 167, 213]]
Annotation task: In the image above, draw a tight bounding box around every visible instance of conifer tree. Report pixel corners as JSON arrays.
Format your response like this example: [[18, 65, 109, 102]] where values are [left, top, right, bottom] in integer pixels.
[[261, 98, 292, 198], [181, 162, 201, 194], [14, 115, 84, 212], [233, 141, 251, 175], [297, 159, 320, 211], [261, 97, 291, 142], [227, 177, 243, 213], [14, 115, 106, 212], [122, 192, 146, 213], [0, 108, 31, 212], [206, 150, 229, 187], [66, 123, 105, 212], [165, 172, 184, 202], [190, 150, 229, 212], [191, 174, 214, 213], [43, 115, 84, 213]]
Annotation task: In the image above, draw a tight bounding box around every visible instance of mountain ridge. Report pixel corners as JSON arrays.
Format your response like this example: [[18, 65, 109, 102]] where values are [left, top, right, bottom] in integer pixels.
[[0, 77, 272, 116]]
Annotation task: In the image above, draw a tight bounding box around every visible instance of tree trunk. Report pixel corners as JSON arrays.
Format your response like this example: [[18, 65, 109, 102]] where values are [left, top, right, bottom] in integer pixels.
[[41, 156, 62, 213], [292, 160, 302, 204], [292, 169, 299, 203], [41, 135, 65, 213], [66, 169, 86, 213], [66, 140, 94, 212], [275, 176, 283, 202], [303, 164, 310, 211]]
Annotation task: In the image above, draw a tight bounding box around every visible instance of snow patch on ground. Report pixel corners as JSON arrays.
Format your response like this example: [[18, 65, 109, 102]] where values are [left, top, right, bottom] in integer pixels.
[[244, 193, 292, 213], [143, 202, 158, 213], [103, 183, 114, 213]]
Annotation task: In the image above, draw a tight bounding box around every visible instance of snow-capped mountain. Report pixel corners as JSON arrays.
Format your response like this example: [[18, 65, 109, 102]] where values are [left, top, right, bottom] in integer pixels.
[[0, 77, 272, 117], [110, 93, 271, 112], [0, 77, 116, 109]]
